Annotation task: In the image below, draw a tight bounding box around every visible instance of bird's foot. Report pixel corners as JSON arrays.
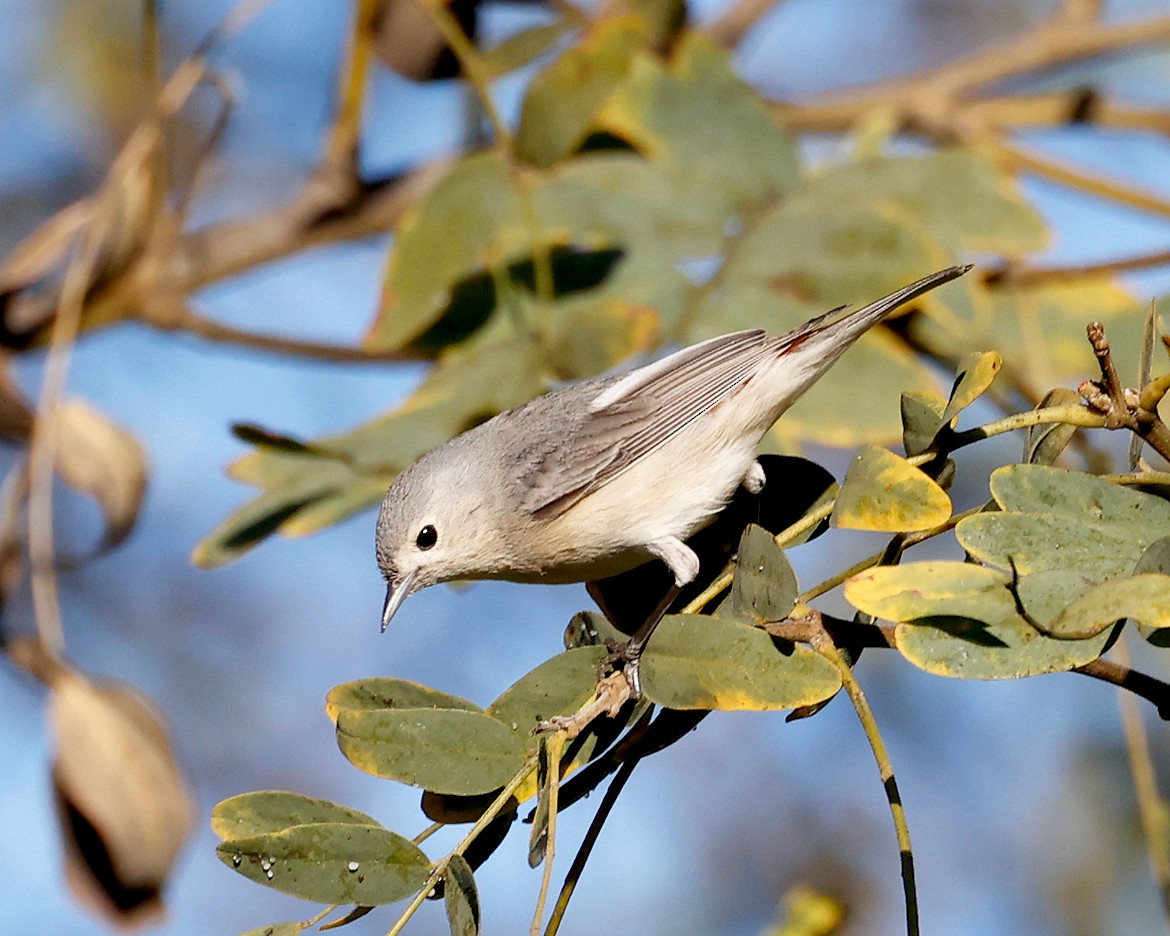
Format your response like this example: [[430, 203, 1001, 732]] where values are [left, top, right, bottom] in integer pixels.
[[604, 638, 645, 698], [534, 668, 634, 736]]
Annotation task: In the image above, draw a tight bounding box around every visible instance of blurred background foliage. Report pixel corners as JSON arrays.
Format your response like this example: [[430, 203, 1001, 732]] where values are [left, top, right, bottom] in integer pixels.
[[3, 0, 1170, 934]]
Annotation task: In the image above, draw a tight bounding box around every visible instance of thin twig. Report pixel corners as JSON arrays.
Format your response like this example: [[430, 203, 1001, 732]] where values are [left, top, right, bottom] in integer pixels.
[[543, 752, 642, 936], [531, 733, 566, 936], [807, 613, 918, 936], [986, 248, 1170, 287], [704, 0, 787, 49]]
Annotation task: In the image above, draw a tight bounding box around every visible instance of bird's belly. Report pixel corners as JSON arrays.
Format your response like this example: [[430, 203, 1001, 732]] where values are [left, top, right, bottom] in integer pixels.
[[534, 419, 760, 577]]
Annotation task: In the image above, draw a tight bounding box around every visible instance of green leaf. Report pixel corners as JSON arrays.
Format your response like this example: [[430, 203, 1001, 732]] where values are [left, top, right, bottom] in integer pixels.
[[481, 21, 573, 79], [940, 351, 1002, 425], [326, 678, 482, 723], [729, 524, 798, 624], [516, 16, 649, 167], [487, 647, 609, 739], [893, 616, 1114, 680], [640, 614, 841, 711], [1023, 388, 1083, 465], [211, 792, 379, 842], [804, 151, 1048, 256], [545, 298, 661, 381], [594, 33, 798, 204], [217, 822, 428, 906], [1135, 536, 1170, 646], [373, 153, 528, 349], [195, 331, 546, 566], [236, 924, 304, 936], [444, 854, 480, 936], [335, 707, 528, 795], [832, 445, 952, 532], [957, 465, 1170, 580], [1043, 574, 1170, 639], [901, 390, 948, 457]]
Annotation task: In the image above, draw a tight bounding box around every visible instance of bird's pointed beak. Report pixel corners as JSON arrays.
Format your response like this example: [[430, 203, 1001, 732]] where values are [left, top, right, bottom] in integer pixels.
[[381, 570, 417, 632]]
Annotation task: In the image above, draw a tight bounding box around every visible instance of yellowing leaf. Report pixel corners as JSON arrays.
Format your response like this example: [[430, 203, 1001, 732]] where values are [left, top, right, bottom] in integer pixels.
[[832, 446, 952, 532], [844, 562, 1013, 623], [940, 351, 1002, 425]]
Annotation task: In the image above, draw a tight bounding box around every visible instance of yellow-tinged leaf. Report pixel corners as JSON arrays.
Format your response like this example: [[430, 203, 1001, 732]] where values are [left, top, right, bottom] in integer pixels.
[[844, 562, 1013, 623], [940, 351, 1002, 425], [546, 300, 661, 380], [832, 446, 951, 532], [1044, 573, 1170, 639]]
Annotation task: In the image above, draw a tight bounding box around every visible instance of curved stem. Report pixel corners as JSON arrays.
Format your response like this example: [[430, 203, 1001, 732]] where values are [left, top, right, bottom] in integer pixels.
[[813, 629, 918, 936]]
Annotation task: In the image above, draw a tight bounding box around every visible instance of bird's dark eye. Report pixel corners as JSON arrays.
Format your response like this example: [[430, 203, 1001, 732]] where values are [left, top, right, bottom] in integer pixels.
[[415, 525, 437, 550]]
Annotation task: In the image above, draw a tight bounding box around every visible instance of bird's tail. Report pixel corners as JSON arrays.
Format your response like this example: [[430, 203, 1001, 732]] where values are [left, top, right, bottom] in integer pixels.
[[776, 264, 972, 359]]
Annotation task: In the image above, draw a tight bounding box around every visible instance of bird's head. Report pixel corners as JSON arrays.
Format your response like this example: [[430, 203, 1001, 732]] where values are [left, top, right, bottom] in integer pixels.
[[374, 447, 498, 630]]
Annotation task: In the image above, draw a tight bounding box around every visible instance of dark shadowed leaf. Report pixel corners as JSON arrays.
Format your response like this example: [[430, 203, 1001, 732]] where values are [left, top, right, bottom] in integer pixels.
[[217, 822, 428, 905], [729, 524, 797, 624], [640, 614, 841, 710], [336, 707, 527, 795], [832, 445, 951, 532], [901, 390, 947, 456], [1023, 388, 1083, 465], [444, 854, 480, 936], [211, 791, 380, 842]]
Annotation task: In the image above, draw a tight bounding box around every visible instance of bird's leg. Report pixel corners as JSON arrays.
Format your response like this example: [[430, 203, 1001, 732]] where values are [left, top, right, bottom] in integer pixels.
[[741, 459, 766, 494], [606, 537, 697, 695]]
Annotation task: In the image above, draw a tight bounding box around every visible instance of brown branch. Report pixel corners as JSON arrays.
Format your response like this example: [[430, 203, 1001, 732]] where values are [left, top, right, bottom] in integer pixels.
[[1079, 322, 1170, 462], [704, 0, 788, 49], [774, 12, 1170, 135], [985, 247, 1170, 287], [1076, 659, 1170, 721]]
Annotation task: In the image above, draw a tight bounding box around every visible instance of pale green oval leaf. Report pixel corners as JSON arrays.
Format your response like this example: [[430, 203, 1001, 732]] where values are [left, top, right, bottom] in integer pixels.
[[335, 708, 527, 795], [894, 616, 1114, 680], [1044, 574, 1170, 639], [832, 445, 952, 532], [640, 614, 841, 711], [1135, 536, 1170, 645], [211, 791, 379, 842], [217, 822, 428, 906]]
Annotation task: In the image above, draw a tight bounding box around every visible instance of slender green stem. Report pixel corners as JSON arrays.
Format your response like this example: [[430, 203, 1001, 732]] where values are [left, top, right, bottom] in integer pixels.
[[531, 733, 566, 936], [948, 405, 1105, 450], [385, 756, 538, 936], [411, 821, 444, 847], [815, 635, 918, 936], [302, 904, 339, 929]]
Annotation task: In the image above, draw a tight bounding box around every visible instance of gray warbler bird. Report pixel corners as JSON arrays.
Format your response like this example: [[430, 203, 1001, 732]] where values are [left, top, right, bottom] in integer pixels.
[[375, 264, 971, 660]]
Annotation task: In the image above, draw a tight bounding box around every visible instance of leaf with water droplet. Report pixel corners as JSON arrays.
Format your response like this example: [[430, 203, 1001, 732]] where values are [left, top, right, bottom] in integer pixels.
[[217, 822, 428, 905], [212, 791, 380, 841]]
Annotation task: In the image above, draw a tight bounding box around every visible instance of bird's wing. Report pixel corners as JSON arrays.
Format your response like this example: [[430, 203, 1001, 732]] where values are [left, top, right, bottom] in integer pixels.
[[520, 330, 772, 519]]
